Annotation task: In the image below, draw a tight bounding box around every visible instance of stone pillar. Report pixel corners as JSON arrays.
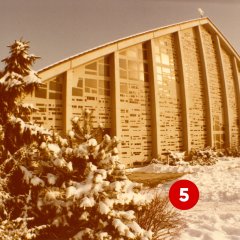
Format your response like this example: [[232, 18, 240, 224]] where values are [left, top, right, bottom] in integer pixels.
[[176, 31, 191, 152], [196, 26, 214, 147], [215, 35, 231, 148], [146, 39, 162, 158], [63, 69, 73, 135], [110, 52, 121, 138], [232, 57, 240, 143]]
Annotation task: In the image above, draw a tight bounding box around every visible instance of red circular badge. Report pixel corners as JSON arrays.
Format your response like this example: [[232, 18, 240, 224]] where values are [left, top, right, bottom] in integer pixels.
[[169, 180, 199, 210]]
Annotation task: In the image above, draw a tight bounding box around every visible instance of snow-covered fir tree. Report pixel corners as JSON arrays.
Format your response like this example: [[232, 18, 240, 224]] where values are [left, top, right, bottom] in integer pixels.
[[0, 40, 41, 155]]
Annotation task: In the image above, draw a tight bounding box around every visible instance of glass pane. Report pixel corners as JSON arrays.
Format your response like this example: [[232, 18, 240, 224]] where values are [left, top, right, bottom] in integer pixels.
[[85, 62, 97, 71], [85, 78, 97, 88], [157, 66, 162, 74], [35, 88, 47, 98], [49, 92, 62, 99], [85, 71, 97, 75], [162, 67, 171, 74], [120, 70, 127, 79], [49, 81, 62, 92], [120, 83, 128, 93], [105, 90, 110, 96], [129, 71, 138, 80], [156, 56, 161, 63], [144, 73, 149, 82], [161, 53, 170, 65], [128, 60, 138, 71], [139, 72, 144, 81], [144, 63, 148, 73], [77, 79, 83, 88], [99, 80, 104, 88], [143, 50, 148, 60], [99, 88, 104, 95], [104, 81, 110, 89], [119, 59, 127, 69], [127, 49, 138, 58], [72, 88, 83, 97], [99, 64, 109, 76], [119, 50, 127, 56]]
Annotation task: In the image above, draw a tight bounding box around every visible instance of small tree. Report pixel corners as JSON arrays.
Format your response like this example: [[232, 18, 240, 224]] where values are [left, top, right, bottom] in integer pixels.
[[0, 40, 41, 155], [70, 109, 104, 145], [136, 193, 184, 240]]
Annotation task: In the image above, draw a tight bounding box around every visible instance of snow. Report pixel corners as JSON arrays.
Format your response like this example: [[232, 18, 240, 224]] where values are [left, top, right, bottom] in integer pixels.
[[44, 190, 61, 201], [98, 201, 110, 215], [80, 196, 95, 209], [79, 211, 90, 221], [66, 161, 73, 171], [175, 158, 240, 240], [47, 173, 58, 185], [66, 186, 78, 199], [112, 219, 129, 235], [53, 158, 67, 168], [40, 142, 47, 149], [23, 70, 41, 84], [112, 147, 119, 154], [145, 157, 240, 240], [68, 130, 75, 138], [30, 176, 44, 186], [103, 134, 111, 143], [94, 174, 104, 183], [119, 210, 135, 221], [48, 143, 61, 155], [88, 138, 98, 147], [71, 116, 79, 124], [128, 221, 145, 235], [20, 165, 33, 184]]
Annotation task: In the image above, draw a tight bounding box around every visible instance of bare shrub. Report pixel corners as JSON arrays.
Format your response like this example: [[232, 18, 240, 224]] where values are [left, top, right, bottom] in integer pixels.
[[136, 193, 185, 240]]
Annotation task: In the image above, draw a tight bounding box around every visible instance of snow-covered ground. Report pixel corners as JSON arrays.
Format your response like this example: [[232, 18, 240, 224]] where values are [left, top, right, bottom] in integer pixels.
[[130, 158, 240, 240], [177, 158, 240, 240]]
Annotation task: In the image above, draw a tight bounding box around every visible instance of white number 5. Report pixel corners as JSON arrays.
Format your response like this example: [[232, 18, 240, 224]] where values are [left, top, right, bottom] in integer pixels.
[[179, 188, 189, 202]]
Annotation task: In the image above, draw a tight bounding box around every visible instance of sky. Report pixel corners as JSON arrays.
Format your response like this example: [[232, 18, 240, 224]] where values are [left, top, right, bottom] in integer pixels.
[[0, 0, 239, 71]]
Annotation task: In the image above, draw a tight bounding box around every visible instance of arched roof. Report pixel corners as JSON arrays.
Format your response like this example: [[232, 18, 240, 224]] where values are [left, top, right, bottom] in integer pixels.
[[38, 17, 240, 80]]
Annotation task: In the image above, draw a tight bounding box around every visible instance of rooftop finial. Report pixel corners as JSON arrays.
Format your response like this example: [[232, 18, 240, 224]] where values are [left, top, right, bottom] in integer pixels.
[[198, 8, 205, 18]]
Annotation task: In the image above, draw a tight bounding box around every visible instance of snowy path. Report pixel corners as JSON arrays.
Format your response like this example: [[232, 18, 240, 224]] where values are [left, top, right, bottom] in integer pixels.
[[175, 159, 240, 240]]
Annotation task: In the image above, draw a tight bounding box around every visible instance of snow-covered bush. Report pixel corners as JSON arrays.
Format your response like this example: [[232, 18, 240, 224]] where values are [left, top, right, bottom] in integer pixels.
[[188, 147, 219, 166], [0, 217, 47, 240], [157, 151, 187, 166], [157, 148, 220, 166], [0, 131, 152, 239], [0, 104, 152, 239], [70, 109, 104, 145], [224, 147, 240, 157]]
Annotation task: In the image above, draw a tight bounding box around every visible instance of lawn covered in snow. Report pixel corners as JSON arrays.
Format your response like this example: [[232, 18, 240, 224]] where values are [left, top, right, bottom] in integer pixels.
[[177, 157, 240, 240], [131, 157, 240, 240]]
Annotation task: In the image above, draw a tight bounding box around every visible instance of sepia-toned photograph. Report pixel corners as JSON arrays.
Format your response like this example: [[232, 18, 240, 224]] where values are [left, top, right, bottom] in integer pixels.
[[0, 0, 239, 239]]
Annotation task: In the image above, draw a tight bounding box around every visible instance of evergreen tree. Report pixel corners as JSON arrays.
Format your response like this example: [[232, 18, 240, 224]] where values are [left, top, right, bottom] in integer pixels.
[[0, 40, 41, 155]]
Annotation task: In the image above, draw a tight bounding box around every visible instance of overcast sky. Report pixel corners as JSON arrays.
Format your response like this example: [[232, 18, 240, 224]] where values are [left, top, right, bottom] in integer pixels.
[[0, 0, 239, 71]]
